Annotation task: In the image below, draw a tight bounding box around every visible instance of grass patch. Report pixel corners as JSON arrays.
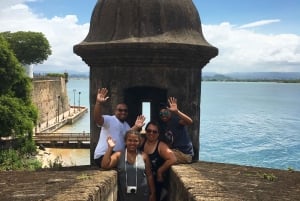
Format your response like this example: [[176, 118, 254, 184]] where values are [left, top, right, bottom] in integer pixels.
[[257, 172, 278, 181], [76, 173, 91, 180]]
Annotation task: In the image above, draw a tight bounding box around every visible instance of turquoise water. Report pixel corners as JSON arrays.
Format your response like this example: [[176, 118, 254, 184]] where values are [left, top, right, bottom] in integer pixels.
[[58, 78, 90, 133], [200, 82, 300, 170], [63, 79, 300, 170]]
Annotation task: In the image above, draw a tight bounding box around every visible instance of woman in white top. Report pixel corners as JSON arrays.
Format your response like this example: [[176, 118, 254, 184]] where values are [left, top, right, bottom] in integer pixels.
[[101, 130, 156, 201]]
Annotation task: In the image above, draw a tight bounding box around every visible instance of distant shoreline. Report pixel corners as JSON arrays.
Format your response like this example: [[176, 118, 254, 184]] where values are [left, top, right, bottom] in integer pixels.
[[202, 79, 300, 83], [202, 72, 300, 83], [37, 71, 300, 83], [68, 76, 300, 83]]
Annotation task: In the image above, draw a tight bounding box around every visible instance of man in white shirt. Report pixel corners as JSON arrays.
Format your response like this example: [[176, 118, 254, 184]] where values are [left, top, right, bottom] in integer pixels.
[[93, 88, 145, 167]]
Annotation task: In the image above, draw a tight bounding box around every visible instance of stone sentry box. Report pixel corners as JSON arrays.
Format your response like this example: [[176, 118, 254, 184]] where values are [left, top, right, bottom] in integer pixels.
[[74, 0, 218, 164]]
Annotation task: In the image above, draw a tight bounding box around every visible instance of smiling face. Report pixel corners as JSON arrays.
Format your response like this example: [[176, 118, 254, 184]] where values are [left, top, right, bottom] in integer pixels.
[[159, 108, 171, 122], [145, 123, 160, 142], [125, 131, 141, 152], [115, 103, 128, 122]]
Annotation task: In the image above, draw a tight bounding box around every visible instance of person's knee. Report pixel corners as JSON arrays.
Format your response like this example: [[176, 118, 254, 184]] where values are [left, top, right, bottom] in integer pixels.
[[172, 149, 192, 164]]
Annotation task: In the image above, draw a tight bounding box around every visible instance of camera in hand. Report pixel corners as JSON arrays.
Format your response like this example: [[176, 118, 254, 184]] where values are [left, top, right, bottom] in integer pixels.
[[126, 186, 137, 194]]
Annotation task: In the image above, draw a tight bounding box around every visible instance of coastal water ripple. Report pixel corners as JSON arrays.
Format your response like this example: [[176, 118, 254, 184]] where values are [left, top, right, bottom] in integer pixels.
[[55, 79, 300, 170], [200, 82, 300, 170]]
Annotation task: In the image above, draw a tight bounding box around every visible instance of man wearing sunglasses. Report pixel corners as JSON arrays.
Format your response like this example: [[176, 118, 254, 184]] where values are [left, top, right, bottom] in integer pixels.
[[159, 97, 194, 164], [93, 88, 145, 168]]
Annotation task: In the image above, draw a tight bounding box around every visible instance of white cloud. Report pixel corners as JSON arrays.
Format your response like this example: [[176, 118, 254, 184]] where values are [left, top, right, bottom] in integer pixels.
[[0, 1, 89, 73], [1, 1, 299, 74], [202, 23, 300, 73], [239, 19, 280, 29]]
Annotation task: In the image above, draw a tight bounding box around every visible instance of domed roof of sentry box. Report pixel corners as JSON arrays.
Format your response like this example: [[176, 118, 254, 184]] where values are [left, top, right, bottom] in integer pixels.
[[81, 0, 216, 48]]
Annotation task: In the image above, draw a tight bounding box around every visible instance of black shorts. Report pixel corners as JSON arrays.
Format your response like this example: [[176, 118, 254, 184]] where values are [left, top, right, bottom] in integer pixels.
[[94, 155, 104, 168], [94, 151, 115, 168]]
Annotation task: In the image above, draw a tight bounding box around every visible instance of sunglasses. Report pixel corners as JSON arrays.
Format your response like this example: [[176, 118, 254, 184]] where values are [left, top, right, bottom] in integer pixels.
[[146, 129, 158, 134], [117, 108, 128, 113], [159, 110, 169, 117]]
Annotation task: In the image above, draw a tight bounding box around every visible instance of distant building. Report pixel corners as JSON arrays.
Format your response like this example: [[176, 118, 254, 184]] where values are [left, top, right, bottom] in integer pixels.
[[25, 64, 33, 78]]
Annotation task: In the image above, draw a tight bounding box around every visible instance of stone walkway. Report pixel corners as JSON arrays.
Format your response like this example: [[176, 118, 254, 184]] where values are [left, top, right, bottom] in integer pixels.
[[35, 107, 88, 133]]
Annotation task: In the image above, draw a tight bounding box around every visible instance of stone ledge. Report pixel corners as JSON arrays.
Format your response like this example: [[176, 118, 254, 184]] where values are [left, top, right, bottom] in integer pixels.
[[1, 162, 299, 201], [0, 166, 117, 201], [169, 161, 300, 201]]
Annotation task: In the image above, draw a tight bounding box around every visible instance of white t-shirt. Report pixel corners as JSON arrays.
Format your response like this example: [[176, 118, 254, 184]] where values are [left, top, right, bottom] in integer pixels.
[[94, 115, 130, 159]]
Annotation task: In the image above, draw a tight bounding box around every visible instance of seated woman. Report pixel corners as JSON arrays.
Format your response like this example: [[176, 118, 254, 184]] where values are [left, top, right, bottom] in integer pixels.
[[141, 121, 177, 201], [101, 130, 156, 201]]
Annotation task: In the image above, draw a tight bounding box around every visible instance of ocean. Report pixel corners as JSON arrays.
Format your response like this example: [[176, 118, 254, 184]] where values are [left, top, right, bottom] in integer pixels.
[[200, 81, 300, 170], [48, 78, 300, 171]]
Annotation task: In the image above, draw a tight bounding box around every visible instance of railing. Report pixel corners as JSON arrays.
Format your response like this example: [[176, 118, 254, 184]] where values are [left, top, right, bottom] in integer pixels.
[[33, 132, 90, 143]]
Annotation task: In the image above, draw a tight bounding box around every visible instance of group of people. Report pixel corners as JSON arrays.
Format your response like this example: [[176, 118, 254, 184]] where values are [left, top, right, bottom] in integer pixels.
[[93, 88, 194, 201]]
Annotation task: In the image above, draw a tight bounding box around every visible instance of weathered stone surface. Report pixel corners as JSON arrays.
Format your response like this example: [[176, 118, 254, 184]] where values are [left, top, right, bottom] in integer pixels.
[[74, 0, 218, 68], [169, 162, 300, 201], [1, 162, 299, 201], [81, 0, 213, 46], [32, 77, 69, 126], [0, 166, 117, 201], [74, 0, 218, 163]]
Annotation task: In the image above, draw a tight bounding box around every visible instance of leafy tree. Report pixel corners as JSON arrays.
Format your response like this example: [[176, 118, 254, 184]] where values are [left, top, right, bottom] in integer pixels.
[[1, 31, 51, 65], [0, 96, 37, 138], [0, 35, 37, 138], [0, 34, 41, 171]]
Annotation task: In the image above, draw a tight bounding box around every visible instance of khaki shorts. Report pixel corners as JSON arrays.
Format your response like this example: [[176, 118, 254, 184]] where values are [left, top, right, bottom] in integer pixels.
[[172, 149, 192, 164]]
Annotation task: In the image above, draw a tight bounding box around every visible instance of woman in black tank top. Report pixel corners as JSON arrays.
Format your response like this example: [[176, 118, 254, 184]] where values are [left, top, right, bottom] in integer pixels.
[[141, 121, 177, 201]]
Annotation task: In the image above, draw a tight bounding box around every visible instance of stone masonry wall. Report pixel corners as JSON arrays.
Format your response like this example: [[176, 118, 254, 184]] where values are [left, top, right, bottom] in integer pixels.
[[1, 163, 299, 200], [32, 77, 70, 126]]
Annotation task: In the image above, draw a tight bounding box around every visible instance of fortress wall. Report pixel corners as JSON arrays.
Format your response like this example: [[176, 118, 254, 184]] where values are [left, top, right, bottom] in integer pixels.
[[1, 162, 299, 200], [32, 77, 70, 125]]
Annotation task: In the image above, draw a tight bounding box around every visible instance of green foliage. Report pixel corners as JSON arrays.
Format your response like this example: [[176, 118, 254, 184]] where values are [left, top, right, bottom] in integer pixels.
[[0, 35, 38, 138], [11, 74, 33, 103], [0, 35, 32, 101], [1, 31, 51, 65], [0, 34, 41, 170], [0, 149, 42, 171], [257, 172, 278, 181], [0, 96, 37, 137], [0, 141, 42, 171], [76, 173, 91, 180], [46, 73, 66, 77], [263, 173, 277, 181], [46, 72, 69, 83], [64, 72, 69, 83], [16, 137, 37, 155], [0, 137, 41, 171], [0, 35, 27, 97], [0, 149, 21, 170]]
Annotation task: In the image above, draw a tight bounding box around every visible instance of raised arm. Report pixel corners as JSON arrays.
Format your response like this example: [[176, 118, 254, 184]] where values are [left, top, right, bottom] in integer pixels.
[[156, 142, 177, 182], [131, 115, 146, 131], [94, 88, 109, 126], [101, 136, 120, 169], [168, 97, 193, 125]]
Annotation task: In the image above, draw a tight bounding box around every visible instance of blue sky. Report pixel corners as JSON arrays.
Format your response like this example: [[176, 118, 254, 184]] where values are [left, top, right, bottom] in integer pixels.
[[1, 0, 299, 73]]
